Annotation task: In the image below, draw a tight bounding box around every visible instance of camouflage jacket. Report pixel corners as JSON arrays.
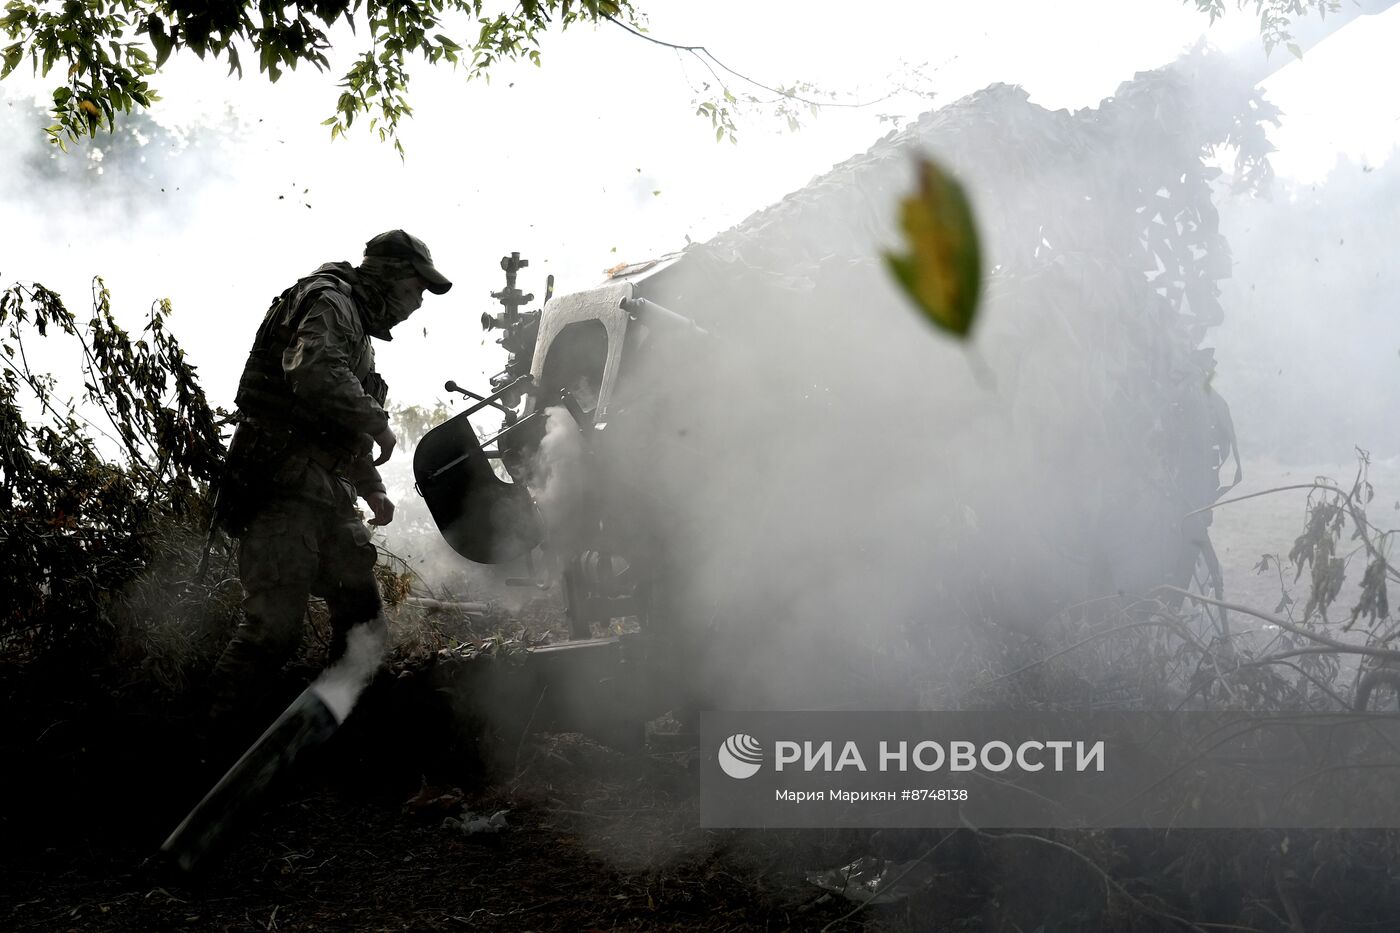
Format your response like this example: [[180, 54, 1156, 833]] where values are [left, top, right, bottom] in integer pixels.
[[234, 262, 392, 503]]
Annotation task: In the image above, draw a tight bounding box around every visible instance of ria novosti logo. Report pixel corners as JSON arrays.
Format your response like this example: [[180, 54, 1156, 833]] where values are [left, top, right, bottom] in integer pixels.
[[715, 735, 1107, 779], [718, 733, 764, 779]]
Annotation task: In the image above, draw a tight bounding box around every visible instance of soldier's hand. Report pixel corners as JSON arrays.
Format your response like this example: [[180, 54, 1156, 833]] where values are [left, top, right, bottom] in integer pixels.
[[371, 426, 397, 466], [365, 491, 395, 527]]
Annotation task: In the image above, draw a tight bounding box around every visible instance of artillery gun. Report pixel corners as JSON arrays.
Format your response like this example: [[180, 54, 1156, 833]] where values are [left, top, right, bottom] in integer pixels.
[[413, 252, 718, 745]]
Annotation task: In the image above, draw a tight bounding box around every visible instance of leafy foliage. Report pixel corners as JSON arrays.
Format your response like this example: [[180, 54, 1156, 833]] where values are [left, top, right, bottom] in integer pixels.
[[1189, 0, 1339, 57], [0, 278, 224, 653], [387, 399, 454, 447], [1288, 496, 1347, 621], [0, 0, 637, 154], [1286, 456, 1396, 630]]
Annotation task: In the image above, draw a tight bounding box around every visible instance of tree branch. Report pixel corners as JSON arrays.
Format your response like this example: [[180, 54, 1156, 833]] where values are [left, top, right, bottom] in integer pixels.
[[1157, 586, 1400, 662], [604, 14, 898, 110]]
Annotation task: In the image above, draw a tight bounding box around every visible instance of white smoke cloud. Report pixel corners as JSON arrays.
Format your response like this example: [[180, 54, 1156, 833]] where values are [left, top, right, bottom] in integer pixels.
[[310, 619, 388, 723], [528, 405, 589, 558]]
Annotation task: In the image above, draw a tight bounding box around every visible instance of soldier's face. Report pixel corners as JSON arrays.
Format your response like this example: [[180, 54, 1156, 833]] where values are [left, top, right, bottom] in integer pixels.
[[385, 275, 429, 322]]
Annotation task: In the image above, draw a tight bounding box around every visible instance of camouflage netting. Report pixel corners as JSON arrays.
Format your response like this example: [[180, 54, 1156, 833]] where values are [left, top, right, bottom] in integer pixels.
[[606, 47, 1272, 699]]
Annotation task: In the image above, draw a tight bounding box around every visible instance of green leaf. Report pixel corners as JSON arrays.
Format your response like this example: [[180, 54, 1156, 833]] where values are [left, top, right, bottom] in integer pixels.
[[1286, 42, 1302, 60], [152, 32, 173, 68], [883, 157, 982, 339], [2, 41, 23, 78]]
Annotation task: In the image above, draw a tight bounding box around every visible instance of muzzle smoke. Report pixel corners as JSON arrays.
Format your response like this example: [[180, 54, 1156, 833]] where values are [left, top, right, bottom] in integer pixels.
[[310, 618, 389, 723], [527, 405, 588, 557]]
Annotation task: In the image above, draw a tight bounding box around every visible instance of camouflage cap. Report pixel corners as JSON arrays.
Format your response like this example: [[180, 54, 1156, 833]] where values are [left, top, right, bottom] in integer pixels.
[[363, 230, 452, 294]]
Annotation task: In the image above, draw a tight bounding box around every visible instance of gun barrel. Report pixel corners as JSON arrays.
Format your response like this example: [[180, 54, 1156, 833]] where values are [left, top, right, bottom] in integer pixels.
[[619, 296, 711, 338], [159, 687, 338, 875]]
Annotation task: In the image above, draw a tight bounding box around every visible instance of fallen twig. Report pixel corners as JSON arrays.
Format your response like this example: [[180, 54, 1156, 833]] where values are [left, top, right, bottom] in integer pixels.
[[513, 684, 548, 782]]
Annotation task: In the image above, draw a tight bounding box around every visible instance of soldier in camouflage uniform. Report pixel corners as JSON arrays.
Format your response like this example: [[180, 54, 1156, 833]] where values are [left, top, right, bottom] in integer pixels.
[[209, 230, 452, 721]]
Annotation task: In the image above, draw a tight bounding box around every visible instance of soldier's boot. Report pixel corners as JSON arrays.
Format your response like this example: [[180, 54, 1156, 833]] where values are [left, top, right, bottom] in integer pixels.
[[325, 582, 385, 666]]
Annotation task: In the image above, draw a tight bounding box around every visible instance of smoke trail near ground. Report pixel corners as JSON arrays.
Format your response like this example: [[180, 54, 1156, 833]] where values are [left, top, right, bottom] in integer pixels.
[[310, 620, 388, 723]]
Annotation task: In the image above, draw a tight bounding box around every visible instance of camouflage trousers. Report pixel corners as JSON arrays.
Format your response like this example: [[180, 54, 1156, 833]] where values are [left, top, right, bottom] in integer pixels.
[[209, 483, 383, 721]]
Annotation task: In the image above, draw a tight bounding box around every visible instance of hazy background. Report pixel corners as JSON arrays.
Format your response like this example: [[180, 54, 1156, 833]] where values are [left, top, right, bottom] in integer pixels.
[[2, 0, 1398, 645], [2, 1, 1394, 448]]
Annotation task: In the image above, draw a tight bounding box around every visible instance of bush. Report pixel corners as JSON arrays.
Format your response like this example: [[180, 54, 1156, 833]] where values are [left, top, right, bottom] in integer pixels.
[[0, 277, 224, 660]]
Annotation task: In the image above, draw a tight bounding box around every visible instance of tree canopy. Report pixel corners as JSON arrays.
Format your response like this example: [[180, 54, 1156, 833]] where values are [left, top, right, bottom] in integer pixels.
[[0, 0, 1344, 156], [1, 0, 638, 154]]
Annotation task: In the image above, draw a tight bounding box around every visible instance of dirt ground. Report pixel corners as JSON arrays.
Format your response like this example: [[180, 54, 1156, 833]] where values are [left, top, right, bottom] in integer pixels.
[[0, 667, 998, 933], [2, 772, 798, 932], [10, 653, 1400, 933]]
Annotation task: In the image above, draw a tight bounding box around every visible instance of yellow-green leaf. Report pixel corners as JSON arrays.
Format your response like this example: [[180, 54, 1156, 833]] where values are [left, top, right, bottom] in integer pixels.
[[883, 157, 982, 338]]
